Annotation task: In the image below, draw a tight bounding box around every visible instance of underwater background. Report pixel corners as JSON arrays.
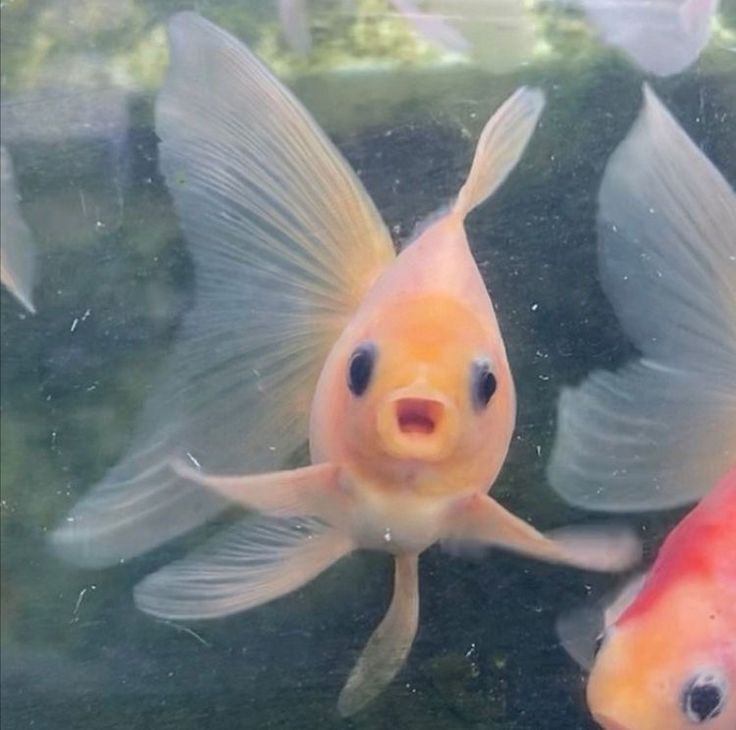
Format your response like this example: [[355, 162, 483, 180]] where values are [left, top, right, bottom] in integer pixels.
[[1, 1, 735, 728]]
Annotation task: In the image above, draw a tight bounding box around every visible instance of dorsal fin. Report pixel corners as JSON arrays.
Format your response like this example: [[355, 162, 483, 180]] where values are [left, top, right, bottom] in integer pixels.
[[453, 86, 544, 219]]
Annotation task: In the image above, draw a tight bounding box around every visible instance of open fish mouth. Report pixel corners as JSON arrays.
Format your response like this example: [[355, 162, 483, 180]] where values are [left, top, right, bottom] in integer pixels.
[[396, 398, 443, 435], [377, 388, 459, 461]]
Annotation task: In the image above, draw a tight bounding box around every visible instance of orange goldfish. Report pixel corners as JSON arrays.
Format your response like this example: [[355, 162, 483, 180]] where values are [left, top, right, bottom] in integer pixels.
[[52, 12, 639, 715], [560, 469, 736, 730], [550, 85, 735, 729]]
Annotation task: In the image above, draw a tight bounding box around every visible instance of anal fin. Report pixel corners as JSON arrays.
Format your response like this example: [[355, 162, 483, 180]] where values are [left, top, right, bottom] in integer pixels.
[[337, 554, 420, 717]]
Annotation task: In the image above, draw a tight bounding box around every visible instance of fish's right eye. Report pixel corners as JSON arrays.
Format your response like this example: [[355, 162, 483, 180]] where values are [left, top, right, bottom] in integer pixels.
[[681, 669, 728, 723], [347, 343, 376, 397]]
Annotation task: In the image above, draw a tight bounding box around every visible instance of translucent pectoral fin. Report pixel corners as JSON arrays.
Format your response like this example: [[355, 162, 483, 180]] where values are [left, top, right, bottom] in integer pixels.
[[453, 86, 544, 218], [134, 516, 352, 620], [337, 553, 420, 717], [171, 460, 346, 521], [442, 495, 641, 572]]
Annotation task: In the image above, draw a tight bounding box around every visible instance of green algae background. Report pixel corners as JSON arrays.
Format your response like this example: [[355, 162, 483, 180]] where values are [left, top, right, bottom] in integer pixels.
[[1, 1, 735, 729]]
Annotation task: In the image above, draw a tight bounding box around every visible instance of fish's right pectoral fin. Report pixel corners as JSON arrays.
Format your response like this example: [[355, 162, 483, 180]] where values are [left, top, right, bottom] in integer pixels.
[[337, 553, 420, 716], [441, 494, 641, 572], [52, 12, 396, 568], [453, 86, 544, 219], [135, 516, 353, 620], [548, 85, 736, 513]]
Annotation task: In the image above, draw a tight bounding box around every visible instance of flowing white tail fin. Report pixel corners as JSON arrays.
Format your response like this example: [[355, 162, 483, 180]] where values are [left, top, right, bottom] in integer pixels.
[[549, 84, 736, 512]]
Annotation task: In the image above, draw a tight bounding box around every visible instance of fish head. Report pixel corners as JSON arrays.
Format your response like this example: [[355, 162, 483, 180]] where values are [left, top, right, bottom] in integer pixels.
[[311, 290, 515, 490], [587, 579, 736, 730]]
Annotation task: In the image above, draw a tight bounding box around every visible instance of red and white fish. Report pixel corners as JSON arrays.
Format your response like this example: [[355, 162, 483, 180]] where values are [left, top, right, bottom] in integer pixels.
[[52, 12, 638, 715], [560, 469, 736, 730], [550, 85, 735, 729]]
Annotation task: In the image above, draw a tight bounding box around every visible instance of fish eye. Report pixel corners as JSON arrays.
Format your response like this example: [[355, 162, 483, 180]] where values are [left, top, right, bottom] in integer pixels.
[[471, 358, 497, 410], [681, 670, 728, 723], [593, 630, 606, 658], [347, 343, 376, 397]]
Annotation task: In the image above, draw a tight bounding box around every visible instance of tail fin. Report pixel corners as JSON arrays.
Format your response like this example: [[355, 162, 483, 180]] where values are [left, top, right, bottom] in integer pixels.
[[549, 84, 736, 512], [453, 86, 544, 219], [51, 13, 395, 567]]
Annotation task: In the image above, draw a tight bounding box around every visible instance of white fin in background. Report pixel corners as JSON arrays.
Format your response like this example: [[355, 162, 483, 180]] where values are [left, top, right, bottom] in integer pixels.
[[134, 516, 353, 620], [389, 0, 471, 52], [573, 0, 720, 77], [1, 146, 36, 314], [51, 12, 396, 567], [556, 573, 646, 669], [453, 86, 544, 219], [337, 554, 420, 717], [549, 84, 736, 512]]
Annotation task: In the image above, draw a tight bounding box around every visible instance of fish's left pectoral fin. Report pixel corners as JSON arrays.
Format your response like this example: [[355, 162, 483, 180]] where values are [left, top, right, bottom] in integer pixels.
[[337, 553, 420, 717], [171, 459, 345, 520], [441, 494, 641, 572], [135, 516, 352, 620]]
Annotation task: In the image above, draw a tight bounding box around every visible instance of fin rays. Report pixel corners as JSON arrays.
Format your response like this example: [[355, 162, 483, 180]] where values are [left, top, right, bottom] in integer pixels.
[[549, 85, 736, 512], [51, 12, 394, 566]]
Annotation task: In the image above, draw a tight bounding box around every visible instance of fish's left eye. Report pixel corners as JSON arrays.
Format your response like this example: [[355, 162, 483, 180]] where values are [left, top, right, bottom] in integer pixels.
[[471, 358, 497, 410], [681, 669, 728, 723]]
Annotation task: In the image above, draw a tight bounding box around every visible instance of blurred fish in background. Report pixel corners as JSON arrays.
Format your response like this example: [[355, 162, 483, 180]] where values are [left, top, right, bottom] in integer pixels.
[[558, 0, 723, 75], [278, 0, 540, 72]]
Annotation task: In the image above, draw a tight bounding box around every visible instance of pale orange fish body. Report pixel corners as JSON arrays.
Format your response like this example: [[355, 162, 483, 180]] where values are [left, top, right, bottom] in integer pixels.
[[310, 212, 515, 551], [51, 12, 640, 716]]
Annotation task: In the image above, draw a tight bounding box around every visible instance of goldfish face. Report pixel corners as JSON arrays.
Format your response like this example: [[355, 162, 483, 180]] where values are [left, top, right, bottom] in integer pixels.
[[312, 292, 515, 491], [588, 582, 736, 730]]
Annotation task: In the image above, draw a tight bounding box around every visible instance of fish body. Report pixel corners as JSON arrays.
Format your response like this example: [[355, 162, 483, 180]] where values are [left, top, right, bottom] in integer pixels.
[[587, 469, 736, 730], [52, 13, 639, 715]]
